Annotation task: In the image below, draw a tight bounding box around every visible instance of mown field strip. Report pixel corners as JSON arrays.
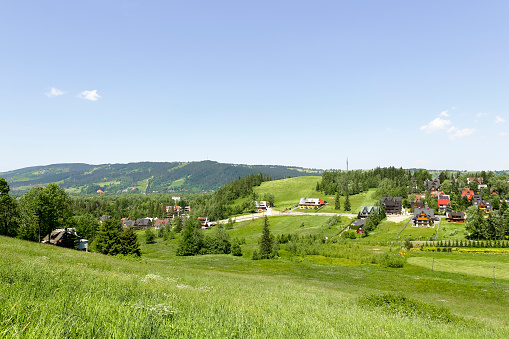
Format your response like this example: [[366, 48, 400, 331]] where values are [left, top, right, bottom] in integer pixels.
[[408, 257, 509, 280]]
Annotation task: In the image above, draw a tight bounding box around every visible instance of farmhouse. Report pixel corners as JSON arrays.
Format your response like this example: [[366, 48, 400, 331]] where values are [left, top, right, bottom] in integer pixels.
[[42, 228, 84, 250], [381, 196, 402, 215], [122, 219, 135, 228], [413, 208, 435, 227], [446, 211, 466, 223], [299, 198, 325, 209]]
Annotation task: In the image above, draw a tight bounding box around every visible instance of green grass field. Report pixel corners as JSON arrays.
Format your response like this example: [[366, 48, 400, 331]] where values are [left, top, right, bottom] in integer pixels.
[[239, 176, 378, 214], [2, 212, 509, 338]]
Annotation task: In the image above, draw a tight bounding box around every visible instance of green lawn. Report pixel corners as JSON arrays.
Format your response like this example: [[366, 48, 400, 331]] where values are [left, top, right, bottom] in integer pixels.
[[360, 217, 412, 243], [399, 224, 437, 240], [2, 235, 509, 338], [437, 221, 468, 240], [318, 188, 378, 214]]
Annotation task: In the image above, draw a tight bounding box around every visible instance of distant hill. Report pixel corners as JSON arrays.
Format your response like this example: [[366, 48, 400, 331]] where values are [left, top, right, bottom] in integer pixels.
[[0, 161, 322, 196]]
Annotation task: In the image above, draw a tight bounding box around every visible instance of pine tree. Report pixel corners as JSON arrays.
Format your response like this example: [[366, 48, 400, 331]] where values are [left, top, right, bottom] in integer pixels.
[[120, 226, 141, 256], [91, 219, 122, 255], [259, 216, 274, 259], [334, 191, 341, 210], [344, 193, 351, 212]]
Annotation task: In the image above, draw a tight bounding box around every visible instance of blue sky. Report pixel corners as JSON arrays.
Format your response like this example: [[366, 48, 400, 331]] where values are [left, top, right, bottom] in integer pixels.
[[1, 1, 508, 173]]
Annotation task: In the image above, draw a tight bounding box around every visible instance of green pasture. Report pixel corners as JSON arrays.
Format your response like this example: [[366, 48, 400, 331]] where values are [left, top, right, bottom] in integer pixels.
[[399, 224, 436, 240], [2, 234, 509, 338]]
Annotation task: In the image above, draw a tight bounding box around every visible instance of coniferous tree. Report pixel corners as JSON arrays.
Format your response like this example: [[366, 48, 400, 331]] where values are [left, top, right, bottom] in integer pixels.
[[334, 191, 341, 210], [120, 226, 141, 256], [92, 219, 123, 255], [344, 193, 351, 212], [259, 216, 275, 259]]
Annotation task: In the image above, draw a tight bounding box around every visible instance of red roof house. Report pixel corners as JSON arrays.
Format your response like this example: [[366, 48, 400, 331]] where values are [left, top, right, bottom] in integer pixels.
[[461, 189, 475, 199]]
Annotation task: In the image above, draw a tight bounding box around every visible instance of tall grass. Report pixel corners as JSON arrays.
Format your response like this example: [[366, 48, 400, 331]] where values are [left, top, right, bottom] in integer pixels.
[[1, 235, 509, 338]]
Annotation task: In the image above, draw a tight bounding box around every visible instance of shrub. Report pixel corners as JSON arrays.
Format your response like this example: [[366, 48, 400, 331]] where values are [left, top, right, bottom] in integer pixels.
[[252, 250, 259, 260], [359, 293, 457, 323], [343, 230, 357, 239]]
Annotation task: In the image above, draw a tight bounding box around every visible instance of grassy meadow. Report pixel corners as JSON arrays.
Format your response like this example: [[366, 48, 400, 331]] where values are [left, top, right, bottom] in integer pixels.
[[2, 211, 509, 338]]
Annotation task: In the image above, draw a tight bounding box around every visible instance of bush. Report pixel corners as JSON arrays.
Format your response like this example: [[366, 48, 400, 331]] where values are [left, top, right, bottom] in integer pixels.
[[252, 250, 259, 260], [145, 228, 156, 244], [376, 253, 405, 268], [231, 242, 242, 256], [359, 293, 457, 323], [343, 230, 357, 239]]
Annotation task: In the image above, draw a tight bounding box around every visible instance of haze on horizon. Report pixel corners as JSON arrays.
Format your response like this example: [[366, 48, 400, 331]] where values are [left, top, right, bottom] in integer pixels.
[[1, 1, 508, 173]]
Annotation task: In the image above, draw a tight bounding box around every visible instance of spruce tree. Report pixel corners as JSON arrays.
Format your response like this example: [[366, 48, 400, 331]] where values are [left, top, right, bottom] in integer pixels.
[[259, 216, 274, 259], [344, 193, 351, 212], [91, 219, 122, 256], [120, 226, 141, 256], [334, 191, 341, 210]]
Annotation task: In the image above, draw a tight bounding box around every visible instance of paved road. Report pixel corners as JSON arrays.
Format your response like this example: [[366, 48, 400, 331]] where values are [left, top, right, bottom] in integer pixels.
[[218, 210, 357, 224]]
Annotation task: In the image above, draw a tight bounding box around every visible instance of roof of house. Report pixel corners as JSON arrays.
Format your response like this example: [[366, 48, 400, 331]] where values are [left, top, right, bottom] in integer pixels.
[[447, 212, 465, 219], [351, 219, 366, 227], [299, 198, 324, 205], [414, 207, 435, 218], [154, 219, 170, 227]]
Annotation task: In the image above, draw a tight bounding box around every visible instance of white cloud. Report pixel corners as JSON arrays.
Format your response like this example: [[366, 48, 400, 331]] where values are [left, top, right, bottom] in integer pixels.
[[46, 87, 65, 97], [500, 132, 508, 137], [495, 115, 505, 123], [420, 117, 451, 133], [78, 90, 101, 101], [447, 126, 457, 133], [439, 110, 449, 117], [476, 112, 488, 117], [449, 128, 476, 139]]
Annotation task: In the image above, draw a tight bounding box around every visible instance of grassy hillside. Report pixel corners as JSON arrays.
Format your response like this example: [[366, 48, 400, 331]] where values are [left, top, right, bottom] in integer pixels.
[[0, 161, 322, 196], [2, 217, 509, 338], [238, 176, 377, 213]]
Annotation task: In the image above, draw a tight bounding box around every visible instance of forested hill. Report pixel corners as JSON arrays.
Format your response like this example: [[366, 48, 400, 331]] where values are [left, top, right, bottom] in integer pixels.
[[0, 161, 322, 196]]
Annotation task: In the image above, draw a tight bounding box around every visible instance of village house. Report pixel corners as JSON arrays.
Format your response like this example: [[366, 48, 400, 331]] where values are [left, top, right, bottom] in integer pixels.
[[426, 179, 441, 193], [42, 228, 87, 250], [461, 189, 475, 200], [198, 217, 217, 229], [349, 219, 365, 234], [359, 206, 378, 219], [438, 194, 451, 213], [472, 199, 492, 213], [154, 219, 171, 229], [255, 201, 269, 212], [134, 218, 152, 229], [298, 198, 325, 209], [381, 196, 402, 215], [122, 219, 135, 228], [446, 211, 466, 223], [467, 177, 483, 185], [413, 208, 435, 227]]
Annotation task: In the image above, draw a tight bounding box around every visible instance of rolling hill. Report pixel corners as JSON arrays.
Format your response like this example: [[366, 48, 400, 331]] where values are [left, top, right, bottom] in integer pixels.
[[0, 161, 322, 196]]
